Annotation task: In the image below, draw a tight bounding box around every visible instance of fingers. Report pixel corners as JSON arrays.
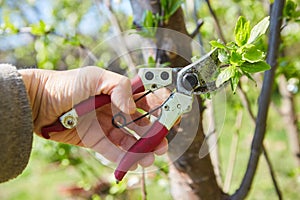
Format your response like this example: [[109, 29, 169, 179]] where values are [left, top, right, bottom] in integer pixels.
[[153, 138, 168, 155], [110, 77, 136, 114], [91, 123, 158, 167], [134, 88, 170, 111], [139, 154, 155, 168], [94, 68, 136, 114], [78, 115, 168, 171]]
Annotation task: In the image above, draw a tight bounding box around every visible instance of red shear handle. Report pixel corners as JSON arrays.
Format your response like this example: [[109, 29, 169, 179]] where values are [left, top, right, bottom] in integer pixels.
[[75, 75, 145, 116], [41, 75, 144, 139], [114, 121, 169, 182]]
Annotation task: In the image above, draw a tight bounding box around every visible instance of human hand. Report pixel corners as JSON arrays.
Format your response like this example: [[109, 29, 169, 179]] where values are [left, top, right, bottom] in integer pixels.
[[19, 66, 168, 168]]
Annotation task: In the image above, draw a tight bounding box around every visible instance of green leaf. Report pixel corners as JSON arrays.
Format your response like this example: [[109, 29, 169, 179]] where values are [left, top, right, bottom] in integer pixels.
[[31, 21, 48, 36], [231, 70, 242, 93], [218, 49, 229, 63], [284, 0, 297, 19], [161, 0, 184, 20], [160, 62, 171, 68], [160, 0, 168, 11], [3, 16, 18, 33], [148, 56, 156, 65], [216, 65, 235, 87], [230, 51, 243, 66], [210, 40, 226, 49], [240, 61, 271, 73], [65, 36, 81, 46], [146, 56, 156, 67], [143, 10, 154, 28], [243, 71, 257, 85], [234, 16, 250, 46], [247, 16, 270, 44], [242, 45, 265, 63], [169, 0, 184, 16], [226, 41, 238, 50], [140, 11, 158, 37]]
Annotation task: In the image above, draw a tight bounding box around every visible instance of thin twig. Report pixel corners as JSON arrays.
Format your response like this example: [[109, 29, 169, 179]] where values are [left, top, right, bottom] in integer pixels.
[[237, 84, 283, 199], [94, 0, 137, 76], [230, 1, 285, 199], [237, 84, 255, 121], [224, 110, 243, 193], [192, 0, 205, 55], [141, 168, 147, 200], [190, 19, 204, 39], [205, 0, 226, 43], [204, 1, 282, 196], [263, 148, 283, 200], [16, 26, 99, 64]]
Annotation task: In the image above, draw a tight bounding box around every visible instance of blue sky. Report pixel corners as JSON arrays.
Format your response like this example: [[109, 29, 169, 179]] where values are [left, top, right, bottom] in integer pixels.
[[0, 0, 133, 50]]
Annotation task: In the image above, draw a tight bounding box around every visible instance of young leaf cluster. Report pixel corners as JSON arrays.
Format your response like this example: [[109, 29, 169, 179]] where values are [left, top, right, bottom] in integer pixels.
[[284, 0, 300, 22], [137, 10, 159, 38], [30, 21, 53, 36], [210, 16, 271, 93], [160, 0, 185, 22], [137, 0, 184, 37]]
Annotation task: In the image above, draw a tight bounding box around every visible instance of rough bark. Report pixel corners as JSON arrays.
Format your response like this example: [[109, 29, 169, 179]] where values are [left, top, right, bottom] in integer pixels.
[[168, 97, 223, 200]]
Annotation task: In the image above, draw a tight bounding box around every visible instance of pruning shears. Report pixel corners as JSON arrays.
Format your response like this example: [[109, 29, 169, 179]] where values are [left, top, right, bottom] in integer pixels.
[[41, 49, 222, 182]]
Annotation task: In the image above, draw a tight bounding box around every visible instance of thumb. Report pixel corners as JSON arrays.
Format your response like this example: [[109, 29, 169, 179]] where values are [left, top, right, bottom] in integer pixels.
[[110, 77, 136, 114]]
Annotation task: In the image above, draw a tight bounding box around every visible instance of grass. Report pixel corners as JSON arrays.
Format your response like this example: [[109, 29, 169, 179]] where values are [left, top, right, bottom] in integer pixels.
[[218, 91, 300, 200]]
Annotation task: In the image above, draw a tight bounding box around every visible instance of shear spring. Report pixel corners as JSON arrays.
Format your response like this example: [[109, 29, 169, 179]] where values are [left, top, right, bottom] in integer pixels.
[[112, 90, 162, 129]]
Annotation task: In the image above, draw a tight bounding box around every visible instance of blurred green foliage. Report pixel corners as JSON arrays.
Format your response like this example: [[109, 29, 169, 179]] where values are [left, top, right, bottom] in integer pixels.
[[0, 0, 299, 199]]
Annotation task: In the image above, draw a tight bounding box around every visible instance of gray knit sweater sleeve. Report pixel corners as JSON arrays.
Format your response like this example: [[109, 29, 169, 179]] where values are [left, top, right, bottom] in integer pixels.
[[0, 64, 33, 183]]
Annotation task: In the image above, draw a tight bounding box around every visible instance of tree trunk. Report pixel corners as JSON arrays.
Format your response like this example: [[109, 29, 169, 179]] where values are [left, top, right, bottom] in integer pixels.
[[130, 1, 223, 199], [168, 97, 223, 200]]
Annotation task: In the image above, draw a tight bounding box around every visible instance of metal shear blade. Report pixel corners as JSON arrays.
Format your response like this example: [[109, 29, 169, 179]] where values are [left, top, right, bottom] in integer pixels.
[[176, 48, 220, 95]]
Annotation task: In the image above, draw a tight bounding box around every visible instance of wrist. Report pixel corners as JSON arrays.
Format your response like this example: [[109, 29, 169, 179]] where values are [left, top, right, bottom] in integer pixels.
[[18, 69, 40, 121]]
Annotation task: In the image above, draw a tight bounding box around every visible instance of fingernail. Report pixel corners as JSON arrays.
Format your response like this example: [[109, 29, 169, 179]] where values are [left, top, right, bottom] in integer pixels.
[[120, 97, 136, 114], [128, 97, 136, 114]]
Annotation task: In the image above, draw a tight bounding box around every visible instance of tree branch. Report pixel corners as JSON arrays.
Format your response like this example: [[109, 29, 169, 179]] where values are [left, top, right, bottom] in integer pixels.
[[205, 0, 226, 43], [262, 148, 283, 200], [141, 168, 147, 200], [190, 19, 204, 39], [230, 1, 285, 199], [237, 84, 283, 199], [14, 26, 99, 65], [94, 0, 137, 75], [224, 110, 243, 193]]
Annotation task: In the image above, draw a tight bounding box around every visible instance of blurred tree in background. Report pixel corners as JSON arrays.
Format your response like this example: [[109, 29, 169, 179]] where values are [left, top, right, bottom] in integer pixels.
[[0, 0, 299, 199]]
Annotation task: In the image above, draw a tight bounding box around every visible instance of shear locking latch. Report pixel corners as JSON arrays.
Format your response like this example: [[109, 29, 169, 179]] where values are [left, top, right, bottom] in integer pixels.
[[159, 92, 193, 130]]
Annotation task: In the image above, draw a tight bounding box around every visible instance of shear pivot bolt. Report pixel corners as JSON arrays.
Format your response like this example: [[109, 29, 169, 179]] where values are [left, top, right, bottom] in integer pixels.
[[182, 73, 198, 91]]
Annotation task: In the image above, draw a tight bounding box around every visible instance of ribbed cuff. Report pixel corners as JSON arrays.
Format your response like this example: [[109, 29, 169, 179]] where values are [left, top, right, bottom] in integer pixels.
[[0, 64, 33, 183]]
